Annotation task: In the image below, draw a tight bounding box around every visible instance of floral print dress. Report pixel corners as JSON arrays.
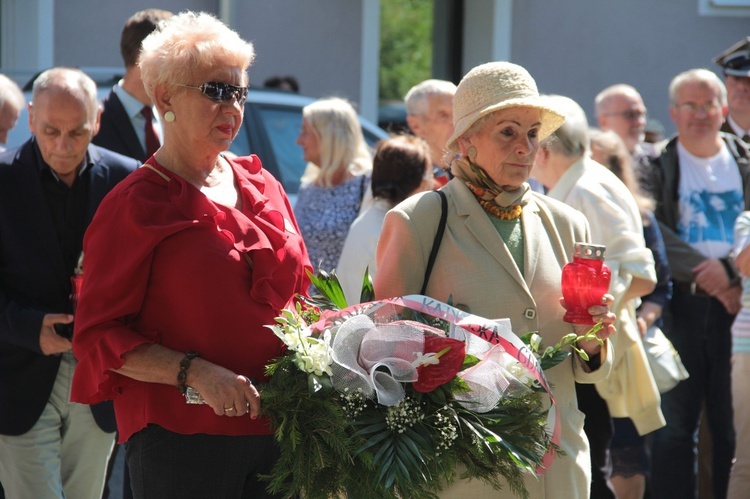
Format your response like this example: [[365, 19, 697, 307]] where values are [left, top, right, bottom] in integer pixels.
[[294, 174, 368, 273]]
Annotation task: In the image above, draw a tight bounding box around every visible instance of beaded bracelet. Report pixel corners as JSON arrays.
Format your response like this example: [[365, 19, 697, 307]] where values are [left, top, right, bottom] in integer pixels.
[[177, 351, 200, 395]]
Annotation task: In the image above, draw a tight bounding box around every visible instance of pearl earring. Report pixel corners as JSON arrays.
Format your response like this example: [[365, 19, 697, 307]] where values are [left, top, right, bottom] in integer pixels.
[[164, 111, 175, 123], [468, 146, 477, 162]]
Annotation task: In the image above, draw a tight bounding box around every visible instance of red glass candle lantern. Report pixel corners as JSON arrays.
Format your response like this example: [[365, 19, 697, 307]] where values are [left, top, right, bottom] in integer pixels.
[[561, 243, 611, 325]]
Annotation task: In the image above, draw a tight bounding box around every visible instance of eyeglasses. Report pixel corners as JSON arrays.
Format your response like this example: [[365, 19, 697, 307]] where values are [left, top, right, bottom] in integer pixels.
[[604, 109, 647, 121], [675, 102, 721, 114], [179, 82, 248, 106]]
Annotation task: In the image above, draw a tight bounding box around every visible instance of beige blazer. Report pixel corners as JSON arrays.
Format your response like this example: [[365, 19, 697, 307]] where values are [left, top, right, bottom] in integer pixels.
[[375, 179, 613, 499]]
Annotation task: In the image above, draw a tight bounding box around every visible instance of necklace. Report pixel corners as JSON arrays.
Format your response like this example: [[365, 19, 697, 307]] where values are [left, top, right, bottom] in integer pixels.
[[465, 182, 523, 221], [476, 198, 523, 220]]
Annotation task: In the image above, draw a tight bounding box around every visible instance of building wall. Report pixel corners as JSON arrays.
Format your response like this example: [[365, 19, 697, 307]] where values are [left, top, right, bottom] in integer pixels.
[[509, 0, 749, 136], [2, 0, 375, 117], [54, 0, 210, 68], [234, 0, 366, 111]]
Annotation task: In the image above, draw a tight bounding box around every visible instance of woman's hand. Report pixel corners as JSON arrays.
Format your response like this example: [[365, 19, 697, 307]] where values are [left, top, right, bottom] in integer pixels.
[[564, 294, 617, 357], [189, 359, 260, 419]]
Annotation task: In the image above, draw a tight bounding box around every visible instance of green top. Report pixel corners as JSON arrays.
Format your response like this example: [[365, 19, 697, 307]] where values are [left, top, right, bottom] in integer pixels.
[[488, 215, 524, 276]]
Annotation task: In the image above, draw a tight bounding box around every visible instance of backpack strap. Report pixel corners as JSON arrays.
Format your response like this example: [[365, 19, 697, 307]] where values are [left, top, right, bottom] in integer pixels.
[[420, 190, 448, 295]]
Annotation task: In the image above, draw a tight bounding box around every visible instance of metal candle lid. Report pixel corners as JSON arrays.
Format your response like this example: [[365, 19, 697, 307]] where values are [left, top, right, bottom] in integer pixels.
[[573, 242, 606, 260]]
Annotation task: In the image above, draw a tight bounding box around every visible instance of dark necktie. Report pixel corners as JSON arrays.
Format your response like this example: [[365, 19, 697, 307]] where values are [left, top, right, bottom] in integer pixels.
[[141, 106, 160, 158], [742, 134, 749, 144]]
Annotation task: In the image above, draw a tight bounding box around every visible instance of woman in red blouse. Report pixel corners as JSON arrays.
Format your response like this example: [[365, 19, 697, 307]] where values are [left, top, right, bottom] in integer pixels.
[[70, 11, 311, 499]]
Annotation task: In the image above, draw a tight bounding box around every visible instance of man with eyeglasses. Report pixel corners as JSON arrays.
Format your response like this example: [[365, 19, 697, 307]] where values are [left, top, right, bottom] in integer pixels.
[[715, 37, 750, 144], [595, 84, 657, 180], [646, 68, 750, 499], [404, 79, 456, 187]]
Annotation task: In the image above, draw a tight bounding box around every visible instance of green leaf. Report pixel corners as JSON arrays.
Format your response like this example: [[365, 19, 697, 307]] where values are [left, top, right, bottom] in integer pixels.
[[307, 268, 348, 309], [461, 353, 481, 369], [360, 267, 375, 303], [538, 350, 571, 371], [353, 420, 389, 436], [356, 427, 394, 456], [447, 376, 471, 394]]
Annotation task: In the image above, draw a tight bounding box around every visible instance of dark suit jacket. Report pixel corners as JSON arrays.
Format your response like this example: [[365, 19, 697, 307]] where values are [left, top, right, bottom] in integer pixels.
[[93, 87, 147, 163], [722, 120, 734, 136], [0, 138, 139, 435], [722, 120, 750, 143]]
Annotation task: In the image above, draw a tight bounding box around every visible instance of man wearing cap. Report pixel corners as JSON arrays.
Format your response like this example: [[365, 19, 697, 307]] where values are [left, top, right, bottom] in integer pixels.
[[646, 68, 750, 499], [715, 36, 750, 143], [404, 79, 456, 187]]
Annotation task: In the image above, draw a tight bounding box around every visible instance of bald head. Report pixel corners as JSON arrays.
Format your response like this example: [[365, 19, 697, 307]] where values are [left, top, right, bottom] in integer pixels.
[[29, 68, 101, 186], [595, 84, 647, 153]]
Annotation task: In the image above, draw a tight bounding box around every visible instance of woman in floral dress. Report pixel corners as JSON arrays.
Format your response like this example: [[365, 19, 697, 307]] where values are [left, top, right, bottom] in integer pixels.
[[294, 97, 372, 272]]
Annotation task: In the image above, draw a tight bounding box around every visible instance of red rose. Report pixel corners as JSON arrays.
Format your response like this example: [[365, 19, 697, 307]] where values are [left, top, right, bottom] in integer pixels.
[[413, 335, 466, 393]]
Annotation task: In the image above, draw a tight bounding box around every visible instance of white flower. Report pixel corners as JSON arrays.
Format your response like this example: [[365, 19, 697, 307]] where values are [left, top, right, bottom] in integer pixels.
[[293, 329, 333, 376], [508, 360, 535, 387], [529, 333, 542, 352]]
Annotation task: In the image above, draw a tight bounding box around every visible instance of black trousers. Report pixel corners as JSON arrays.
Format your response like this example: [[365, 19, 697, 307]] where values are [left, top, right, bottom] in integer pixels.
[[577, 382, 616, 499], [126, 425, 282, 499]]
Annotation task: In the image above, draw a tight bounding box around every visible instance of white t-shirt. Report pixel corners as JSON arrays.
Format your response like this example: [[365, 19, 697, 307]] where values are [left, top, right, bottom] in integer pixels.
[[677, 141, 743, 259]]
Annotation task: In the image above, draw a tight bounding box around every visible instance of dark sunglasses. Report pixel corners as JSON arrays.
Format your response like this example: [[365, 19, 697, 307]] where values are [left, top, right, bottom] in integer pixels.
[[179, 82, 248, 105]]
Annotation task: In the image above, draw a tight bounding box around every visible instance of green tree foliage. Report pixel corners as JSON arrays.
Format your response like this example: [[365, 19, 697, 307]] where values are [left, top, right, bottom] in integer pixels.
[[379, 0, 433, 102]]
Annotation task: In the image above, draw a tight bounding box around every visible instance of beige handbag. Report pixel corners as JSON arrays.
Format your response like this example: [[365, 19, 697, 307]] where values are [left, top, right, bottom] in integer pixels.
[[642, 325, 690, 393]]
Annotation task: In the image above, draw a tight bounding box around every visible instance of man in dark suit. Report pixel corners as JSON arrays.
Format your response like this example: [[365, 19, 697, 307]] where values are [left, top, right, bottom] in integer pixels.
[[0, 67, 139, 498], [93, 8, 172, 162], [715, 37, 750, 143]]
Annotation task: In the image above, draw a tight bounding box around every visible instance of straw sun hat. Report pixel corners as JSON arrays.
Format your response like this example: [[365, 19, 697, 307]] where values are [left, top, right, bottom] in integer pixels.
[[446, 61, 565, 153]]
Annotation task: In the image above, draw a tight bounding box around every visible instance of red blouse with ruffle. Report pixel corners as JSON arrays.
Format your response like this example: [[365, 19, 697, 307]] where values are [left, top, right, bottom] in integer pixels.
[[71, 155, 311, 443]]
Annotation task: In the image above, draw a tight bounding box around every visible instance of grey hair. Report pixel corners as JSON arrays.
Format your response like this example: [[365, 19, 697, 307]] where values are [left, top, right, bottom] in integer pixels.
[[32, 67, 99, 120], [404, 79, 457, 116], [668, 68, 727, 106], [539, 94, 589, 158], [0, 74, 24, 112]]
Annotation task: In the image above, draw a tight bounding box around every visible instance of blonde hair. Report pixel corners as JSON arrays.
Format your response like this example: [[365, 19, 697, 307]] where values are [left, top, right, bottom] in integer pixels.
[[301, 97, 372, 187], [139, 11, 255, 100]]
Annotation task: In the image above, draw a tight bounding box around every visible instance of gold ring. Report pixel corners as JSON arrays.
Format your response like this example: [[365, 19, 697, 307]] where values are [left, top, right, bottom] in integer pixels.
[[224, 406, 235, 412]]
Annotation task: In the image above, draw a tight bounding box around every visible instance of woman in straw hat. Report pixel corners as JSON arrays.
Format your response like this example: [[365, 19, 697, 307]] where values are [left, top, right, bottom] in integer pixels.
[[374, 61, 617, 498]]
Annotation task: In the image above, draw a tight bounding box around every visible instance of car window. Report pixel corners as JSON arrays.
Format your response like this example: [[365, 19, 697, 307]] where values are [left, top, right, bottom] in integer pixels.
[[251, 106, 305, 195]]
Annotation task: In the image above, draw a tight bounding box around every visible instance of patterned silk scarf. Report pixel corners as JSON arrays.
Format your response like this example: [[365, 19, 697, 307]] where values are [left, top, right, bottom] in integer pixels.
[[449, 155, 531, 219]]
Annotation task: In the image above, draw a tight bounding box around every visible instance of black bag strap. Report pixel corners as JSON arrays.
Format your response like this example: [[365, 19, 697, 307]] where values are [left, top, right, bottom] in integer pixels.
[[420, 190, 448, 295]]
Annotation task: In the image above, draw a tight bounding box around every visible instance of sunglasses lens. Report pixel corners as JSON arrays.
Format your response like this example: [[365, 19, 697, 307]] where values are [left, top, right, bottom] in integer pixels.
[[203, 82, 247, 105]]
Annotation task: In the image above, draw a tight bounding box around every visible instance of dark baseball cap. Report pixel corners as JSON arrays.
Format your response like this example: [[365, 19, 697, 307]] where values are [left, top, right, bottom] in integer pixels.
[[714, 36, 750, 78]]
